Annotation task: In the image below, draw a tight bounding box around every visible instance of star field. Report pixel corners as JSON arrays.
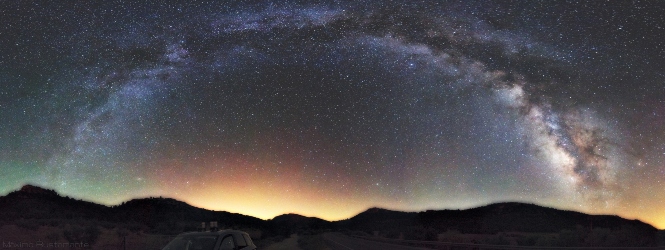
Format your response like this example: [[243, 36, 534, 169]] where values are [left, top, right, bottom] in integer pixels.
[[1, 1, 664, 228]]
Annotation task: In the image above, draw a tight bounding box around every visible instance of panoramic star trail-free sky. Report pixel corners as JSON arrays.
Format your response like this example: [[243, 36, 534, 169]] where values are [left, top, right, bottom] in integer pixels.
[[1, 1, 664, 228]]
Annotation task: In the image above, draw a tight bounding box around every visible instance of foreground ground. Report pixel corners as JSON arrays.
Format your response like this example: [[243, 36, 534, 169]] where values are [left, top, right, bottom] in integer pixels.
[[322, 233, 430, 250], [263, 234, 302, 250]]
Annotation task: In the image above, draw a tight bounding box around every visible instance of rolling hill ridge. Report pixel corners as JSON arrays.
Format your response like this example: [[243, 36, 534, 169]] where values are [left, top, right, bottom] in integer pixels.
[[1, 184, 663, 247]]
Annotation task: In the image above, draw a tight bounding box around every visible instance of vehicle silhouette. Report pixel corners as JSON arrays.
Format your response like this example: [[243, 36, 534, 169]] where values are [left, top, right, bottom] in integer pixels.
[[162, 230, 257, 250]]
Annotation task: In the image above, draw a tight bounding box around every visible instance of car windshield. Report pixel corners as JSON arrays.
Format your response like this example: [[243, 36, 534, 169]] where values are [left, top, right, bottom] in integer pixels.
[[162, 235, 218, 250]]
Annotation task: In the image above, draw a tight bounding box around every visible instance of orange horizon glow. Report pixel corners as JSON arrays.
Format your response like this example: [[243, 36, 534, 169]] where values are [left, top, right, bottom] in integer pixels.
[[7, 180, 664, 230], [88, 153, 665, 230]]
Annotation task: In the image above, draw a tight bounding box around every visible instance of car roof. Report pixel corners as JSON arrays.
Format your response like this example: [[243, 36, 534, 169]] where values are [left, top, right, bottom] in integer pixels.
[[176, 230, 247, 236]]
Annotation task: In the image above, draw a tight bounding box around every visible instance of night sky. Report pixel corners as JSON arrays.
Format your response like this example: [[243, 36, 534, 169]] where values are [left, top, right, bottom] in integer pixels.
[[1, 1, 664, 228]]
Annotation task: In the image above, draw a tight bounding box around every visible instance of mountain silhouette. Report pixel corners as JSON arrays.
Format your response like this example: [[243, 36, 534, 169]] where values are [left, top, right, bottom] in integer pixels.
[[339, 202, 657, 235], [0, 184, 111, 222], [270, 213, 333, 235], [1, 184, 662, 247], [336, 203, 662, 246]]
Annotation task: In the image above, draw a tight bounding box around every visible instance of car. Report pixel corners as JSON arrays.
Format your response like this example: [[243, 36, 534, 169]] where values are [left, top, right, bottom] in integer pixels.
[[162, 230, 257, 250]]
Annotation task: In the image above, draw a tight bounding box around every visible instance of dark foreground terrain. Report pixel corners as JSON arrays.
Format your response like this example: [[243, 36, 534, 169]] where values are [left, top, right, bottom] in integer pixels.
[[1, 185, 663, 249]]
